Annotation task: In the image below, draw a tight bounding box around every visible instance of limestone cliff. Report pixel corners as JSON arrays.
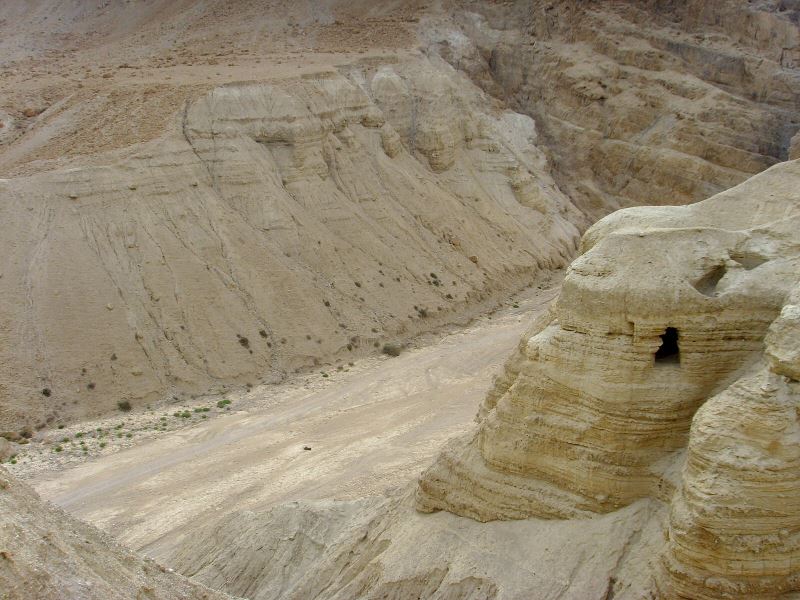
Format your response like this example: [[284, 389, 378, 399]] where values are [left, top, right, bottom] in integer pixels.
[[417, 159, 800, 597], [429, 0, 800, 219]]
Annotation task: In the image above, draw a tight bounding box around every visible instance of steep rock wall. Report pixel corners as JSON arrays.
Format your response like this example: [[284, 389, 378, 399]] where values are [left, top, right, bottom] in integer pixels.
[[415, 158, 800, 597], [429, 0, 800, 220]]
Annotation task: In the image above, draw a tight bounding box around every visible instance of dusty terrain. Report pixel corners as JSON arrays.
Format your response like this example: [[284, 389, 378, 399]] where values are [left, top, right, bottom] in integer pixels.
[[2, 2, 800, 600], [22, 279, 560, 554], [0, 470, 235, 599], [170, 150, 800, 600], [2, 0, 800, 435]]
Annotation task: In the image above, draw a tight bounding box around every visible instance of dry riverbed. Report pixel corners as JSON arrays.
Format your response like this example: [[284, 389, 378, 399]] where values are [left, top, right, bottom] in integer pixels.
[[10, 276, 560, 554]]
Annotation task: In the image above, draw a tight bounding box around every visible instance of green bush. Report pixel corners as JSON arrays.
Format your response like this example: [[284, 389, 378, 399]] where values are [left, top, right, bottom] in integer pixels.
[[117, 400, 132, 412]]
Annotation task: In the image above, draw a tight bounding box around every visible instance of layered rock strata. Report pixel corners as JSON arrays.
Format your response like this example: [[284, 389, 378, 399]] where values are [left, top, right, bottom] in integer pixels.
[[429, 0, 800, 219], [163, 163, 800, 600], [415, 158, 800, 597], [657, 285, 800, 599]]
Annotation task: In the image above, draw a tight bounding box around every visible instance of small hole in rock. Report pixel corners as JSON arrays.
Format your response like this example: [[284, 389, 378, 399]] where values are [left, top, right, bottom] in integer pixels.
[[692, 265, 726, 296]]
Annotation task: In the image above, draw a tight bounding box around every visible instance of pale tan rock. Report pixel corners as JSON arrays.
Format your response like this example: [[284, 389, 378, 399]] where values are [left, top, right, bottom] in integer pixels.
[[159, 164, 800, 600], [430, 0, 800, 220], [0, 467, 235, 600], [656, 368, 800, 599], [0, 58, 581, 432], [417, 160, 800, 522], [765, 286, 800, 381]]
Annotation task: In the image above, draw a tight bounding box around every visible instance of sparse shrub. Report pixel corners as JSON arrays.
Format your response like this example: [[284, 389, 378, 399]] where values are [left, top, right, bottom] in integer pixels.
[[259, 329, 268, 338], [237, 335, 250, 349], [41, 388, 51, 397], [382, 343, 401, 357], [117, 400, 132, 412], [99, 442, 107, 448], [217, 399, 231, 408], [87, 382, 95, 390], [54, 445, 63, 453]]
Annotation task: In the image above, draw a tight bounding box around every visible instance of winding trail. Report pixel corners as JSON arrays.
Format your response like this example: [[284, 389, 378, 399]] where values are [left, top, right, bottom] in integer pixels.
[[31, 283, 559, 557]]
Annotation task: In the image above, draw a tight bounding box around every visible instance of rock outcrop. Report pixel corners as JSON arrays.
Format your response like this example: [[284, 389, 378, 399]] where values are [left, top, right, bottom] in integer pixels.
[[415, 159, 800, 597], [0, 467, 236, 600], [429, 0, 800, 219], [417, 159, 800, 521], [657, 284, 800, 599]]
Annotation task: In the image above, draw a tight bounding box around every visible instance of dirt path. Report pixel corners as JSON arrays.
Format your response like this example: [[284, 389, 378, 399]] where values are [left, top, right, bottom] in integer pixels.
[[30, 283, 559, 557]]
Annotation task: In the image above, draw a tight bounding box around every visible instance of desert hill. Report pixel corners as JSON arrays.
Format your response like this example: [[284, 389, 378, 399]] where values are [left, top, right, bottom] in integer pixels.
[[2, 0, 800, 433]]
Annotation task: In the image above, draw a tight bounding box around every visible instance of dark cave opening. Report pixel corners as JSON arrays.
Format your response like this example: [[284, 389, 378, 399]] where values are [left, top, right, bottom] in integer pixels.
[[655, 327, 680, 365]]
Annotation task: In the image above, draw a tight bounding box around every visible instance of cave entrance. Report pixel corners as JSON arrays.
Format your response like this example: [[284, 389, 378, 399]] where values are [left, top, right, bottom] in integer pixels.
[[655, 327, 680, 365]]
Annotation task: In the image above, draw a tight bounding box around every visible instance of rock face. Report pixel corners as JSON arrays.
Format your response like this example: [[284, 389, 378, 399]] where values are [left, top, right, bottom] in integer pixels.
[[430, 0, 800, 219], [658, 284, 800, 598], [416, 159, 800, 597], [0, 467, 235, 600], [163, 162, 800, 600], [658, 365, 800, 599], [0, 57, 581, 432]]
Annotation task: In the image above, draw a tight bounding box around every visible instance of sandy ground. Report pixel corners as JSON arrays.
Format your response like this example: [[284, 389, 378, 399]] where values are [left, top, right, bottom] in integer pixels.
[[25, 280, 559, 557]]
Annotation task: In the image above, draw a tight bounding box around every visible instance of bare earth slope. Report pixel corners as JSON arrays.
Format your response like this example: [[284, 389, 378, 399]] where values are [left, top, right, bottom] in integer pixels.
[[0, 57, 581, 433], [0, 466, 237, 600]]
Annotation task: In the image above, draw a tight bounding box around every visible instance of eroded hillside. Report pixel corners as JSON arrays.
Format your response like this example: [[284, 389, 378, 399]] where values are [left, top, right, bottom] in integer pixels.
[[0, 466, 237, 600], [0, 56, 580, 433], [1, 0, 799, 457]]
